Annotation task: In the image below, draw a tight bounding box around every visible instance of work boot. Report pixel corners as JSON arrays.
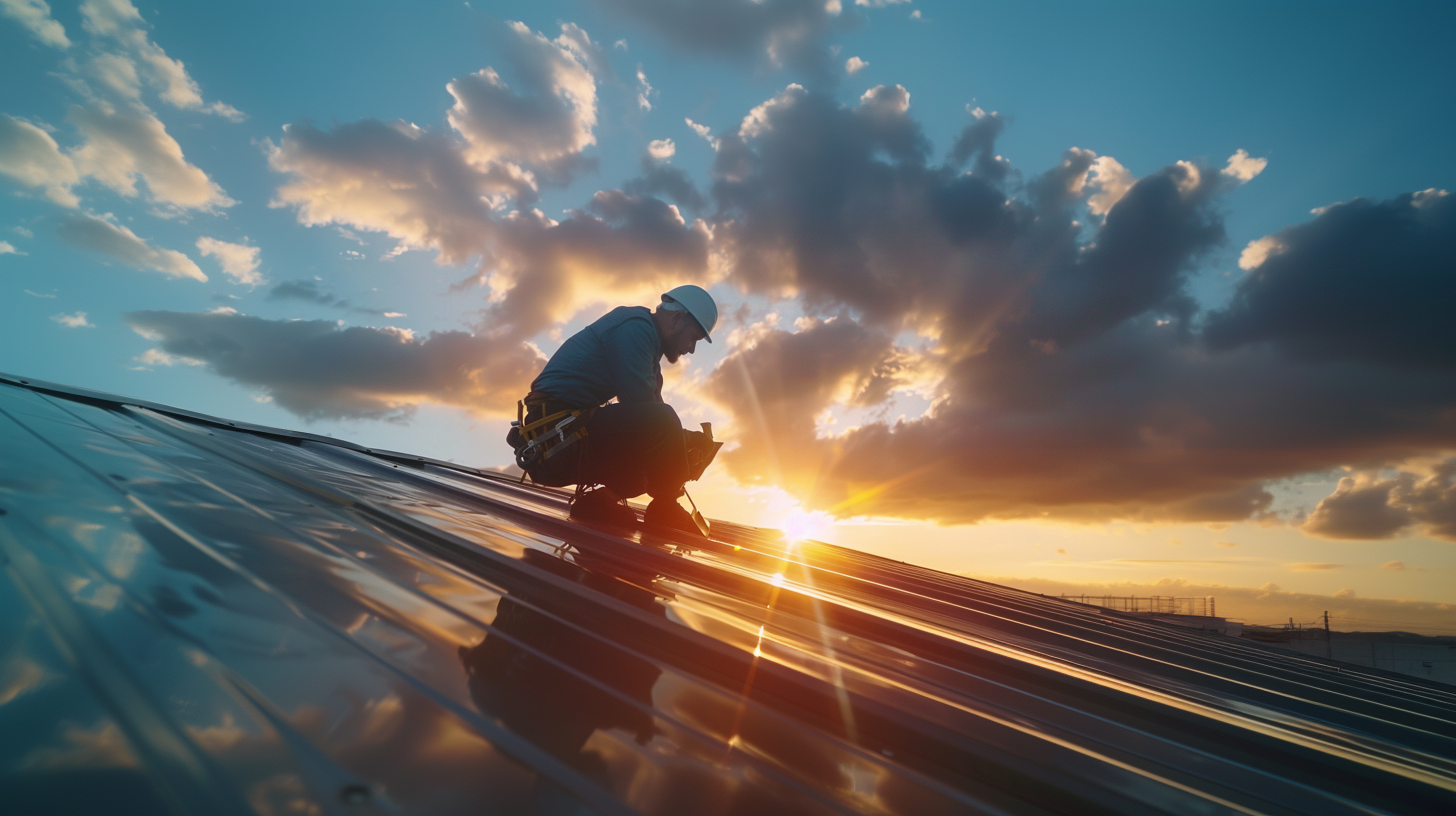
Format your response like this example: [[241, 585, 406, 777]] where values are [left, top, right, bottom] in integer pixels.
[[569, 488, 637, 527], [643, 497, 703, 536]]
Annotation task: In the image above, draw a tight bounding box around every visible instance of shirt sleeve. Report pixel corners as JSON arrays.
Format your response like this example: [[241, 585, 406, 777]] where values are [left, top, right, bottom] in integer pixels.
[[602, 318, 663, 403]]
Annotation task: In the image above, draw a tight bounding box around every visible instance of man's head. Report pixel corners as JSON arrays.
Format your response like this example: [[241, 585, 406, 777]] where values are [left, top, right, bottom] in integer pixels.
[[654, 285, 717, 364]]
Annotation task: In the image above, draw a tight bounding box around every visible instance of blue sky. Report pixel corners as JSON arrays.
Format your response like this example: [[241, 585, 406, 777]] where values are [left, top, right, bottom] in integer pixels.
[[3, 0, 1455, 631]]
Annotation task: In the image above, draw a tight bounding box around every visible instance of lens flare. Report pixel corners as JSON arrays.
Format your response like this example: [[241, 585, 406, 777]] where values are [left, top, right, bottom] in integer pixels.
[[780, 508, 834, 544]]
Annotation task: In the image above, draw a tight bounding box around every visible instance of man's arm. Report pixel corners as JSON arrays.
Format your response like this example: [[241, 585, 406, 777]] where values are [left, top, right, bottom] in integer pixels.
[[603, 318, 663, 403]]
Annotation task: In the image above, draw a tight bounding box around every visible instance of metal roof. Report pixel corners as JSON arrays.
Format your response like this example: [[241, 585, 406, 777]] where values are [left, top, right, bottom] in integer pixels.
[[2, 372, 1454, 816]]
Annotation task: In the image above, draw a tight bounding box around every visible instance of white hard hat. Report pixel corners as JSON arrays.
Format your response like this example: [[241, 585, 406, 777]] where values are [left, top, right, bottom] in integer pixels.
[[661, 284, 717, 343]]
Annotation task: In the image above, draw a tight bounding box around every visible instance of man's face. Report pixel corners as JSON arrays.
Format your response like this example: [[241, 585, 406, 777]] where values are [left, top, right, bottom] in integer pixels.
[[663, 311, 706, 363]]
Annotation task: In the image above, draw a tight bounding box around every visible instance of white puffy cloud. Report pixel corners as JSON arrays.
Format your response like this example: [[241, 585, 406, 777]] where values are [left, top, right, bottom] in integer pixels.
[[88, 52, 141, 99], [267, 119, 513, 265], [78, 0, 243, 120], [647, 138, 675, 160], [1086, 155, 1135, 216], [445, 22, 598, 172], [195, 237, 263, 286], [1221, 148, 1267, 183], [0, 0, 69, 48], [2, 104, 229, 212], [0, 240, 18, 254], [636, 65, 654, 111], [857, 83, 909, 117], [845, 56, 867, 74], [0, 115, 81, 206], [56, 212, 205, 281], [51, 311, 94, 328], [685, 117, 719, 150], [67, 101, 233, 210], [1237, 235, 1285, 270], [134, 347, 200, 367]]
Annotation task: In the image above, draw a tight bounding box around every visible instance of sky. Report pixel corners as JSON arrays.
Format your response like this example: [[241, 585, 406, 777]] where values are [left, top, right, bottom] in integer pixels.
[[2, 0, 1454, 633]]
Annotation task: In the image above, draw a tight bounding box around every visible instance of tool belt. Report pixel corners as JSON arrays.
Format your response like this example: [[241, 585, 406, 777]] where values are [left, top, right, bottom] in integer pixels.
[[508, 391, 595, 478]]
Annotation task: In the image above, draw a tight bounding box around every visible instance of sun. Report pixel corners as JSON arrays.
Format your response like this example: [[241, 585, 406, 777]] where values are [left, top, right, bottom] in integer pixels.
[[779, 508, 835, 545]]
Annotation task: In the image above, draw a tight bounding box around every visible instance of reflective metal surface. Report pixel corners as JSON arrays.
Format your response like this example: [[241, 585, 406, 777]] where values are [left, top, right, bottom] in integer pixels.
[[2, 371, 1454, 815]]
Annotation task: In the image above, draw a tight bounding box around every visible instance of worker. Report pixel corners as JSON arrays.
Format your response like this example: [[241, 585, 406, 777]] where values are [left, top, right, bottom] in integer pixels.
[[507, 284, 719, 533]]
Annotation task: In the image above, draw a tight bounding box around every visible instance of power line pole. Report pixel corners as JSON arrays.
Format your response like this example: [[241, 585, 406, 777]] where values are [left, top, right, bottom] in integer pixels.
[[1324, 610, 1331, 658]]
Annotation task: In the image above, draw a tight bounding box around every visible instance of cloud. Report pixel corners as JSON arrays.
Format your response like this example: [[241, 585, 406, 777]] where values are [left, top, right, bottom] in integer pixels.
[[647, 138, 675, 160], [594, 0, 859, 84], [56, 211, 204, 280], [51, 311, 94, 328], [845, 56, 867, 74], [636, 65, 654, 111], [1221, 148, 1267, 183], [1286, 562, 1343, 572], [624, 157, 706, 213], [1236, 235, 1284, 270], [68, 100, 234, 210], [474, 190, 713, 341], [134, 347, 200, 367], [690, 86, 1456, 527], [1, 0, 69, 48], [1086, 155, 1135, 216], [124, 310, 545, 420], [685, 117, 719, 150], [266, 279, 347, 308], [445, 22, 598, 175], [78, 0, 242, 119], [0, 240, 17, 254], [1205, 189, 1455, 369], [0, 114, 81, 206], [195, 237, 263, 286], [0, 104, 230, 212], [268, 22, 617, 264], [1381, 561, 1406, 571], [267, 119, 509, 265], [1304, 460, 1456, 542]]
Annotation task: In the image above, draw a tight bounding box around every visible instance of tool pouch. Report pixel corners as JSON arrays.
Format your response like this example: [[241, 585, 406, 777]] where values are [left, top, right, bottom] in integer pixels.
[[683, 422, 723, 482], [510, 392, 594, 485]]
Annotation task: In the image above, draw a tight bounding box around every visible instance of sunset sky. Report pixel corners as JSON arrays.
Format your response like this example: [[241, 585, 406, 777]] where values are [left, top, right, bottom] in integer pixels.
[[3, 0, 1453, 632]]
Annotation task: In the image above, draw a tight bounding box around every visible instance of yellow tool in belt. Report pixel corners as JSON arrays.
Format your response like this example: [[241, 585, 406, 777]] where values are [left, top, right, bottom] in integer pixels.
[[511, 400, 589, 472]]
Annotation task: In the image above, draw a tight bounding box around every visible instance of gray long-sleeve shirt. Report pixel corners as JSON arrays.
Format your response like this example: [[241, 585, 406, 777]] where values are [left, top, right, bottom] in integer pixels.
[[529, 306, 663, 408]]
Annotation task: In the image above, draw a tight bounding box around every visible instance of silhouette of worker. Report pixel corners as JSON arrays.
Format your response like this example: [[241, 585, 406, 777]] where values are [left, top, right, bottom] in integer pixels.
[[508, 285, 720, 534]]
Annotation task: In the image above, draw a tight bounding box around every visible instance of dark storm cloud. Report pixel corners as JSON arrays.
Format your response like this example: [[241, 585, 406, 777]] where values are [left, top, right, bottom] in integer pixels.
[[1204, 189, 1456, 369], [594, 0, 859, 84], [698, 85, 1456, 527], [125, 310, 541, 421]]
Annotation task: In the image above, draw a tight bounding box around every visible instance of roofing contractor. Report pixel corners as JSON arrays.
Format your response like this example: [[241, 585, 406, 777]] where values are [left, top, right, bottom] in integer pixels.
[[508, 285, 722, 534]]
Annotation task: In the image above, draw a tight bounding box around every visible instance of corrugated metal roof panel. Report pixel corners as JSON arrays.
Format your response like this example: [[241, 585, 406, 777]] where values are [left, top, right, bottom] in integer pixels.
[[1, 372, 1454, 815]]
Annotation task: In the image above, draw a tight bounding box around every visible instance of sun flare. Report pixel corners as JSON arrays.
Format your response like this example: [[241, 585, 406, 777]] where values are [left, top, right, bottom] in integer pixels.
[[779, 508, 835, 545]]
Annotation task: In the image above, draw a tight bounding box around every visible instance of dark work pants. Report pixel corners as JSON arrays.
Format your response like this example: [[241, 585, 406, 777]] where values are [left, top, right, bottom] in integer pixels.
[[578, 402, 689, 500]]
